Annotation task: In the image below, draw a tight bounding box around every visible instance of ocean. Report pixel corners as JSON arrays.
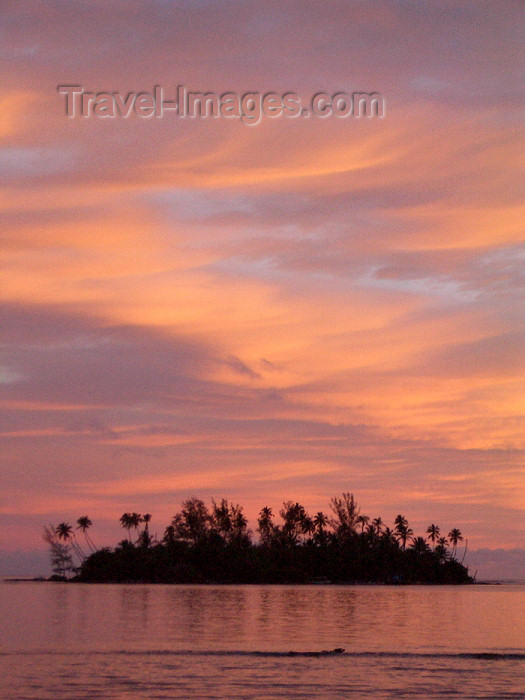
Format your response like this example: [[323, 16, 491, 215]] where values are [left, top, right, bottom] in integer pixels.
[[1, 582, 523, 698]]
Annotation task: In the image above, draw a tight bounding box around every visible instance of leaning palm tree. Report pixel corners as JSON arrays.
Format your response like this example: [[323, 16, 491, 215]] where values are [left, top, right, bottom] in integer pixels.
[[44, 524, 74, 578], [56, 522, 84, 563], [426, 523, 440, 550], [76, 516, 95, 552], [56, 522, 73, 542], [448, 528, 463, 557]]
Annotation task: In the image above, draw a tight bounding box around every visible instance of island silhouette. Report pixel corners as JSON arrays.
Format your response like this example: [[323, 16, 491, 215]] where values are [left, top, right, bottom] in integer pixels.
[[43, 493, 472, 584]]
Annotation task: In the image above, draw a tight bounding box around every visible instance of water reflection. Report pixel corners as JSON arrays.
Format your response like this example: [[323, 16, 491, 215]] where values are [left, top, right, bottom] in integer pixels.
[[2, 583, 524, 699], [1, 583, 524, 655], [116, 586, 150, 642]]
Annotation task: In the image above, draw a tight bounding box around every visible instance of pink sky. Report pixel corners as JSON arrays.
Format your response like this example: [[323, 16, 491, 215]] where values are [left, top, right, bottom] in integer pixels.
[[1, 1, 524, 567]]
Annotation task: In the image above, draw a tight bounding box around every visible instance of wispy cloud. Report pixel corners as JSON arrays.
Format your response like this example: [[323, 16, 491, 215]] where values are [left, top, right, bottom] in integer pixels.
[[1, 0, 523, 560]]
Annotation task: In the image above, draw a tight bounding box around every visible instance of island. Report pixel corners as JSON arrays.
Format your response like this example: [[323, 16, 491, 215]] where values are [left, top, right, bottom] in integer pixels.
[[43, 493, 473, 584]]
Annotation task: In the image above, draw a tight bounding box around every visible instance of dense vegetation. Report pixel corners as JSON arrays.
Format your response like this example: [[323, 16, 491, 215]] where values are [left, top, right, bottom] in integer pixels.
[[44, 494, 472, 584]]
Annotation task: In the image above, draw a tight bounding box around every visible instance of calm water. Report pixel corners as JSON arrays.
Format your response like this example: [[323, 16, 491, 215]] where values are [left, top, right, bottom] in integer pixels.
[[1, 583, 524, 698]]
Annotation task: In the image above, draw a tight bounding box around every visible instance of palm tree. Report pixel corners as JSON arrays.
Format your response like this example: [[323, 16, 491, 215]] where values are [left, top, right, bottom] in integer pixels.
[[313, 511, 328, 544], [130, 512, 142, 541], [76, 516, 95, 552], [435, 538, 449, 563], [394, 514, 408, 529], [381, 527, 396, 548], [426, 524, 440, 550], [313, 511, 328, 529], [137, 513, 153, 548], [120, 512, 134, 543], [398, 525, 413, 550], [43, 524, 74, 578], [56, 522, 73, 542], [448, 528, 463, 557], [301, 515, 315, 541], [394, 515, 414, 551], [142, 513, 152, 540], [410, 536, 430, 556], [56, 522, 84, 564]]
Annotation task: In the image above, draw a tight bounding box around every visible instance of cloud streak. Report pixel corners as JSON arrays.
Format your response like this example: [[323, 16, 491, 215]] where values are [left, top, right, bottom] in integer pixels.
[[1, 1, 523, 564]]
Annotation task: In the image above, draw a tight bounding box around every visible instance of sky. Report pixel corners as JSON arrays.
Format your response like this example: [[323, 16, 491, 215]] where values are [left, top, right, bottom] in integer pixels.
[[1, 1, 524, 578]]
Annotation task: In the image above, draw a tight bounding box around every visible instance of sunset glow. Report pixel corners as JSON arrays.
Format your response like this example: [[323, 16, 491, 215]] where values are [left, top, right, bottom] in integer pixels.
[[1, 1, 524, 569]]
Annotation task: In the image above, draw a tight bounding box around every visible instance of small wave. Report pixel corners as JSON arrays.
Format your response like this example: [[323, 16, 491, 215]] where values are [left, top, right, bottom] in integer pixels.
[[3, 649, 525, 661]]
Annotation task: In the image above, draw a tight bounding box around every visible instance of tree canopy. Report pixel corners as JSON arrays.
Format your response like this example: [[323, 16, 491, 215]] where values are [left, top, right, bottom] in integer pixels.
[[46, 494, 472, 585]]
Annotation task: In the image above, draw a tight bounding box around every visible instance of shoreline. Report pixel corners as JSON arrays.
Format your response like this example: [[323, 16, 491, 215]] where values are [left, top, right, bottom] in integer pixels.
[[3, 577, 483, 585]]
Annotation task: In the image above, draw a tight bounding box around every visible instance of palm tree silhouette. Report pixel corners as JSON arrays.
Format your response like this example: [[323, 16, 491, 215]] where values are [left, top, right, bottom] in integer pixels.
[[120, 513, 135, 543], [137, 513, 152, 547], [76, 516, 95, 552], [410, 536, 430, 556], [435, 537, 449, 562], [394, 515, 414, 551], [44, 524, 73, 578], [382, 526, 396, 544], [130, 513, 142, 541], [426, 523, 440, 550], [56, 522, 73, 543], [56, 522, 84, 564], [301, 515, 315, 540], [448, 528, 463, 557], [313, 511, 328, 544], [394, 514, 407, 529]]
